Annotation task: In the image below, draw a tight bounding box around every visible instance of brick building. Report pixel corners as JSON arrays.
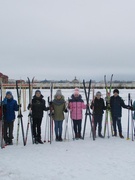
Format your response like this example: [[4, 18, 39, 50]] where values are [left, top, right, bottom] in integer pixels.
[[0, 72, 8, 83]]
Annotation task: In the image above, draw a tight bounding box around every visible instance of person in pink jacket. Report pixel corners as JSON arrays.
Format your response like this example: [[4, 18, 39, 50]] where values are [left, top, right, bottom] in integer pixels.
[[69, 88, 86, 139]]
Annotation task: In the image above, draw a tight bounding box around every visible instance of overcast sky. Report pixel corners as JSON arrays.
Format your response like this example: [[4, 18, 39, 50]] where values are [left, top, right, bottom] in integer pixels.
[[0, 0, 135, 81]]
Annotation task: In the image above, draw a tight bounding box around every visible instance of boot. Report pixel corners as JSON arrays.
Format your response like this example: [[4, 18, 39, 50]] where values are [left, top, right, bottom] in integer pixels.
[[8, 140, 13, 145], [38, 139, 43, 144], [113, 132, 117, 137], [78, 133, 83, 139], [119, 132, 124, 139], [98, 133, 104, 138], [59, 136, 63, 142], [34, 137, 38, 144], [75, 133, 79, 140], [55, 135, 59, 141]]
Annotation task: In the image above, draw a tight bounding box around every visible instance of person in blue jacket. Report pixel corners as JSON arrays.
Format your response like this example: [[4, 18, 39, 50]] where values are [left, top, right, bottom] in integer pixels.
[[3, 91, 19, 145], [110, 89, 131, 138]]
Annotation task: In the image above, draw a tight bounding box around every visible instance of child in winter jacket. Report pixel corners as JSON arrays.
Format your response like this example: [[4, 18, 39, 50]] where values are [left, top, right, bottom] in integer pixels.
[[51, 89, 67, 141], [69, 88, 86, 139], [28, 90, 49, 144], [91, 91, 106, 138], [3, 91, 19, 145], [110, 89, 131, 138]]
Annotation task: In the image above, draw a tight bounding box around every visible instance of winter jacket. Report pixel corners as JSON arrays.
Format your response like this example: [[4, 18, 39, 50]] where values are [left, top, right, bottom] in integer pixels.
[[52, 95, 66, 121], [110, 95, 129, 117], [31, 95, 47, 119], [3, 97, 18, 122], [91, 98, 106, 115], [132, 101, 135, 119], [69, 94, 86, 120]]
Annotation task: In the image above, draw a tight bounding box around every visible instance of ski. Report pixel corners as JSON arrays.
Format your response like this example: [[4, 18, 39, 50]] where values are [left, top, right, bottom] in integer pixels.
[[25, 77, 35, 145], [0, 81, 5, 149], [90, 85, 96, 138], [16, 80, 25, 146], [130, 99, 134, 141], [49, 82, 53, 144], [82, 80, 95, 140], [104, 74, 113, 138], [126, 93, 131, 140], [63, 99, 70, 141]]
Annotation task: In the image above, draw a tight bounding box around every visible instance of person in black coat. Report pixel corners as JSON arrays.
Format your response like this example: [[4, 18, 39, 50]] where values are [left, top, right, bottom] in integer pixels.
[[110, 89, 131, 138], [91, 91, 106, 138], [28, 90, 49, 144]]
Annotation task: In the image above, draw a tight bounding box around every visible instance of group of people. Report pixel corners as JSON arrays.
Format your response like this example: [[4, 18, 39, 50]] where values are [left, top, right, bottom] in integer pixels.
[[0, 87, 134, 145]]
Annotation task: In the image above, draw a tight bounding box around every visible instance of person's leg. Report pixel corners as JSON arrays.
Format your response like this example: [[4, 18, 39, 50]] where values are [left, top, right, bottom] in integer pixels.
[[117, 117, 124, 138], [4, 121, 8, 144], [94, 115, 98, 137], [73, 120, 78, 138], [37, 118, 43, 143], [58, 120, 63, 141], [98, 115, 104, 138], [112, 116, 117, 136], [54, 121, 59, 141], [33, 118, 38, 143], [78, 120, 82, 138], [8, 121, 14, 145]]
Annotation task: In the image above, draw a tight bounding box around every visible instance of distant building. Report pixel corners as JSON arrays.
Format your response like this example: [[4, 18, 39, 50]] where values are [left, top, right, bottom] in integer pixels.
[[0, 72, 8, 83], [72, 76, 80, 83]]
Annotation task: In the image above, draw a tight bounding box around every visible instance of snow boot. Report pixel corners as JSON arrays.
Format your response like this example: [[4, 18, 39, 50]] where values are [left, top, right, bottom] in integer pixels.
[[38, 139, 43, 144], [99, 133, 104, 138], [78, 133, 83, 139], [113, 132, 117, 137], [75, 133, 79, 140], [55, 136, 59, 141], [58, 136, 63, 142], [119, 133, 124, 139], [34, 137, 38, 144]]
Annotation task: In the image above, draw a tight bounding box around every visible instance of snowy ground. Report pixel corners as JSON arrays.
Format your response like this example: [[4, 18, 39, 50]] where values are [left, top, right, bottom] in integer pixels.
[[0, 88, 135, 180]]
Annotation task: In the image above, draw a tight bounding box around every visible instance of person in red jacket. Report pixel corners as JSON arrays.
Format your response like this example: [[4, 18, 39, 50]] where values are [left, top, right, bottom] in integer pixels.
[[69, 88, 86, 139]]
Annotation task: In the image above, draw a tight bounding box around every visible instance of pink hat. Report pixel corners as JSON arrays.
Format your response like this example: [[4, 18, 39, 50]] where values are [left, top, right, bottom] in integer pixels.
[[74, 88, 79, 95]]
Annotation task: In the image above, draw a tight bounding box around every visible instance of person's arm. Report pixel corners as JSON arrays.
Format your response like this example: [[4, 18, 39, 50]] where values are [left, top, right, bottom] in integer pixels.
[[121, 98, 130, 109]]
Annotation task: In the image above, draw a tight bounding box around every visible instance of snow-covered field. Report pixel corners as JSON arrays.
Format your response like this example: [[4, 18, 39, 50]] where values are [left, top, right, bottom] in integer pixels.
[[0, 88, 135, 180]]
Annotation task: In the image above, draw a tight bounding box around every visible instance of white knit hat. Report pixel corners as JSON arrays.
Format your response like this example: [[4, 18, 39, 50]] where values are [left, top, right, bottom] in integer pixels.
[[55, 89, 62, 96]]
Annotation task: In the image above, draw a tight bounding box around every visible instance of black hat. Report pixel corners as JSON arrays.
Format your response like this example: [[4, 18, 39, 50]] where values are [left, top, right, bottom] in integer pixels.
[[35, 90, 41, 94], [113, 89, 119, 94]]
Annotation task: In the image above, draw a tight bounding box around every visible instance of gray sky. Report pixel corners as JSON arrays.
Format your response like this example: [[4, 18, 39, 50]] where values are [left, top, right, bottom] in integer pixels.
[[0, 0, 135, 81]]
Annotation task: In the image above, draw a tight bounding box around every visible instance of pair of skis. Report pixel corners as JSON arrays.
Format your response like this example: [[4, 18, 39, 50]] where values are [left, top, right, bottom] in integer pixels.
[[16, 80, 25, 146], [25, 77, 35, 145], [82, 80, 95, 140], [44, 82, 53, 144], [0, 81, 5, 148], [127, 93, 135, 141], [16, 78, 34, 146], [104, 74, 113, 138]]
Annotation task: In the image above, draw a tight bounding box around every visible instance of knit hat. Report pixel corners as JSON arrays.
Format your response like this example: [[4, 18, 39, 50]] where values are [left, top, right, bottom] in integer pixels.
[[35, 90, 41, 94], [96, 91, 101, 96], [74, 88, 79, 95], [6, 91, 12, 96], [55, 89, 62, 96], [113, 89, 119, 94]]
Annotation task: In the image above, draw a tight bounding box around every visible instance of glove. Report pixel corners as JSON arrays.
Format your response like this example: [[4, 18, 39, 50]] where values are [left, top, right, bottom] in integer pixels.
[[64, 109, 68, 113], [18, 104, 21, 109], [49, 101, 53, 105], [127, 106, 134, 110], [107, 106, 111, 110], [27, 103, 32, 110], [17, 114, 23, 118], [28, 113, 32, 117], [130, 107, 134, 111]]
